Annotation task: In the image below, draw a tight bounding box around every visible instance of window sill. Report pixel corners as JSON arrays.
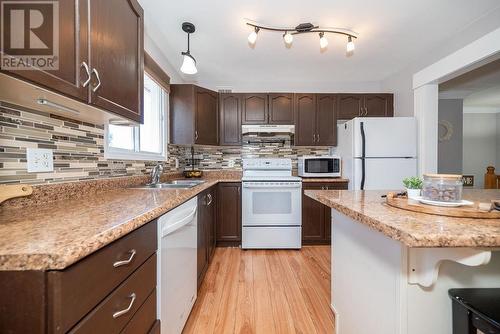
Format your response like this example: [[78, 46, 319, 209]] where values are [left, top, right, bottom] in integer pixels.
[[104, 149, 167, 162]]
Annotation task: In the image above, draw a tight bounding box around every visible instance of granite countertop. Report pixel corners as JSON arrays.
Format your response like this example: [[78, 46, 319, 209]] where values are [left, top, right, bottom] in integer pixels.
[[0, 173, 240, 271], [305, 189, 500, 248]]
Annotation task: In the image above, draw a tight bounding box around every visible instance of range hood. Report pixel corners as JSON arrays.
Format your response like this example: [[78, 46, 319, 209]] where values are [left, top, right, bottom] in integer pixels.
[[241, 124, 295, 134], [241, 124, 295, 146]]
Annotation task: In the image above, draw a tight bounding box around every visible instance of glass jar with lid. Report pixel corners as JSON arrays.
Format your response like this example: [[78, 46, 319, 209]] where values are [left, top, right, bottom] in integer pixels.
[[422, 174, 463, 203]]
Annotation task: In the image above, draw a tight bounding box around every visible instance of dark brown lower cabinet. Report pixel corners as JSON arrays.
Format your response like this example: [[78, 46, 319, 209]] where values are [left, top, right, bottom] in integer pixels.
[[197, 186, 217, 288], [216, 182, 242, 247], [302, 181, 348, 245], [0, 221, 158, 334]]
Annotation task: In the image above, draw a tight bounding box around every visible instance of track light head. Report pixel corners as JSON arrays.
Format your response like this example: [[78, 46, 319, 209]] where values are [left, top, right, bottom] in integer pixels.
[[319, 32, 328, 50], [248, 27, 259, 45]]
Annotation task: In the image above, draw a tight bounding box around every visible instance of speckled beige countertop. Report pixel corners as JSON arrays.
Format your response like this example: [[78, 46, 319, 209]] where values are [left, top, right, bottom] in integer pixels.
[[0, 172, 241, 271], [305, 189, 500, 248]]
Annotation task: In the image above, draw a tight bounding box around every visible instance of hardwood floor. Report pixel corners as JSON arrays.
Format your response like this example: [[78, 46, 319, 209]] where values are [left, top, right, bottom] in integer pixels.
[[183, 246, 334, 334]]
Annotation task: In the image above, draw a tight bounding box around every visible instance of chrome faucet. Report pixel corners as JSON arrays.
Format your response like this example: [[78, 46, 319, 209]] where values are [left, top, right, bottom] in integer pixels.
[[150, 164, 164, 185]]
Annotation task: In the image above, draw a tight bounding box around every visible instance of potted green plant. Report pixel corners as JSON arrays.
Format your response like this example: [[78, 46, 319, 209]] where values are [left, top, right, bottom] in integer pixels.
[[403, 176, 423, 199]]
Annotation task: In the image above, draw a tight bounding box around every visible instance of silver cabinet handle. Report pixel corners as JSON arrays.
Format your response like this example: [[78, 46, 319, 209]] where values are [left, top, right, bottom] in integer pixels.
[[113, 293, 136, 318], [81, 62, 91, 87], [91, 68, 101, 92], [113, 249, 136, 268], [313, 134, 316, 142], [207, 193, 212, 206], [365, 107, 368, 116], [317, 134, 320, 142], [195, 130, 199, 141]]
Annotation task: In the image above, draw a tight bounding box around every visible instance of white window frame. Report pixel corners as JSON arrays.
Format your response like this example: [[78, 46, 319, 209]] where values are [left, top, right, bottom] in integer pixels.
[[104, 73, 168, 161]]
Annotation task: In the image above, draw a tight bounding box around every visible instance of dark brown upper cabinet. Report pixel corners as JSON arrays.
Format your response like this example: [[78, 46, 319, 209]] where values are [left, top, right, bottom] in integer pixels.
[[337, 94, 364, 120], [219, 93, 242, 146], [364, 94, 394, 117], [268, 93, 294, 124], [0, 0, 144, 123], [88, 0, 144, 123], [295, 94, 337, 146], [170, 84, 218, 146], [242, 94, 268, 124], [337, 94, 393, 120], [0, 0, 89, 102], [241, 93, 294, 125], [316, 94, 337, 146], [294, 94, 316, 146]]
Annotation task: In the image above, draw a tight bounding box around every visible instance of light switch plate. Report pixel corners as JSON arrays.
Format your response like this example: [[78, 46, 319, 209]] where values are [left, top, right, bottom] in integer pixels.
[[26, 148, 54, 172]]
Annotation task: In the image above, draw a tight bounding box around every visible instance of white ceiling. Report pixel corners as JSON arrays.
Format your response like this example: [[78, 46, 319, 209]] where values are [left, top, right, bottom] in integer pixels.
[[139, 0, 500, 92]]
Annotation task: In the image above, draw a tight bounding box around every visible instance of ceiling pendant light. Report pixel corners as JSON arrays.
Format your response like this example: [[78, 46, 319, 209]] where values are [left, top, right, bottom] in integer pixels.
[[346, 35, 355, 53], [319, 32, 328, 50], [248, 27, 259, 45], [180, 22, 197, 75], [283, 31, 293, 45]]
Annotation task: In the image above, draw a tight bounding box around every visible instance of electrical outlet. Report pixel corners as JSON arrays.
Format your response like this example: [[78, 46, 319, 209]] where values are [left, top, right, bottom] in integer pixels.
[[227, 159, 235, 168], [26, 148, 54, 172]]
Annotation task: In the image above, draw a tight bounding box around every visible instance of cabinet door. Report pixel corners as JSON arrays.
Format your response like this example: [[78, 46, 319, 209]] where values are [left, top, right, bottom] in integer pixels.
[[294, 94, 316, 146], [242, 94, 268, 124], [219, 93, 241, 145], [316, 94, 337, 146], [89, 0, 144, 123], [1, 0, 89, 102], [302, 184, 327, 243], [206, 187, 216, 261], [195, 87, 218, 145], [268, 93, 294, 124], [197, 193, 209, 287], [364, 94, 394, 117], [216, 183, 241, 245], [337, 94, 363, 120]]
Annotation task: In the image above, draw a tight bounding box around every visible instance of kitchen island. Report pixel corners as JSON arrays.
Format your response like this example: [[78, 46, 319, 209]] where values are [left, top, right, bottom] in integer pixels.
[[305, 189, 500, 334]]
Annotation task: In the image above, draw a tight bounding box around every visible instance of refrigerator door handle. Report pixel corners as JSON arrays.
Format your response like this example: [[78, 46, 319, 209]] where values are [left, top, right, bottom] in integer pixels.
[[360, 121, 366, 190]]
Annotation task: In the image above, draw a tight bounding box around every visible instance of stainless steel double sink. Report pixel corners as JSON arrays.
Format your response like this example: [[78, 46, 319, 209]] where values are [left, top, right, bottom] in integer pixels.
[[134, 179, 205, 189]]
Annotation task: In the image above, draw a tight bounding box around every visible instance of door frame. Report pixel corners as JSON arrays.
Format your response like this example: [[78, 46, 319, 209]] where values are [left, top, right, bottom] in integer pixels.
[[412, 27, 500, 175]]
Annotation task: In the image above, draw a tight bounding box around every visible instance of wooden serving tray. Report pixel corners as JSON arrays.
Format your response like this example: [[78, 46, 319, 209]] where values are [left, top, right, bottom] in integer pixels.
[[0, 184, 33, 204], [385, 193, 500, 219]]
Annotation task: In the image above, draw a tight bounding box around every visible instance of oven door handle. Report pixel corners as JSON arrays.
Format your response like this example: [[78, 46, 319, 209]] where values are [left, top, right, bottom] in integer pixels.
[[242, 183, 302, 189]]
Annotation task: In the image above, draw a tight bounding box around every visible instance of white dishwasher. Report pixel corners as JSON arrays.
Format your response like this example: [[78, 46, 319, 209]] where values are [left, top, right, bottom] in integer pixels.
[[157, 197, 198, 334]]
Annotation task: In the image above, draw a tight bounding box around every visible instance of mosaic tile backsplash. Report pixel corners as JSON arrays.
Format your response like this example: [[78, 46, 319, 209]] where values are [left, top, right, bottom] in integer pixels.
[[0, 101, 331, 185]]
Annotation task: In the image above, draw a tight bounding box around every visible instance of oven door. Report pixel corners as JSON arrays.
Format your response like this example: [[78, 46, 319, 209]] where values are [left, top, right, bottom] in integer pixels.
[[242, 181, 302, 226]]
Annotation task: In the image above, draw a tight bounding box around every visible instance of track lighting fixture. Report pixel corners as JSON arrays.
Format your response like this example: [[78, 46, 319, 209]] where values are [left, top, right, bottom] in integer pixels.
[[245, 19, 358, 54], [180, 22, 197, 75]]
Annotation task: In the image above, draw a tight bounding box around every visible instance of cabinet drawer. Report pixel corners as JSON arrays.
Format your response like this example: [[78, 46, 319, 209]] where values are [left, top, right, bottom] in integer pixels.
[[121, 289, 157, 334], [48, 221, 157, 333], [69, 254, 156, 334], [303, 182, 348, 190]]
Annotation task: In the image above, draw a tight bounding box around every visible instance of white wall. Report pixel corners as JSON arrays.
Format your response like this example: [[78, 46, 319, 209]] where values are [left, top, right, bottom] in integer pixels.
[[438, 99, 463, 174], [382, 7, 500, 116], [462, 113, 499, 188]]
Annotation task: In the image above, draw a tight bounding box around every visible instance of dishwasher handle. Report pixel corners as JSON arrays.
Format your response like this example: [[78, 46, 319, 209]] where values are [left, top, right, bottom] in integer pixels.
[[161, 206, 197, 237]]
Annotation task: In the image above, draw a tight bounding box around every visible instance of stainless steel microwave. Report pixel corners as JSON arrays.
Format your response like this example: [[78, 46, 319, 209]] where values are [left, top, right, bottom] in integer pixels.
[[297, 156, 341, 177]]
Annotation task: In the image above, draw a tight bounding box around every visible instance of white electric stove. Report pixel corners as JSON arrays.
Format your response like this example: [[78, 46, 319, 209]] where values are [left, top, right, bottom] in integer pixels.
[[241, 158, 302, 249]]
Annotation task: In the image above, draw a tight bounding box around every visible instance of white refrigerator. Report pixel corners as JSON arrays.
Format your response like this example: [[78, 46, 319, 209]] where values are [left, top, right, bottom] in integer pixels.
[[336, 117, 417, 190]]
